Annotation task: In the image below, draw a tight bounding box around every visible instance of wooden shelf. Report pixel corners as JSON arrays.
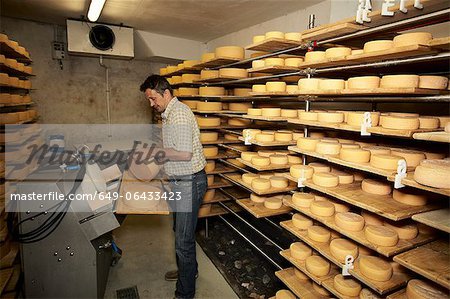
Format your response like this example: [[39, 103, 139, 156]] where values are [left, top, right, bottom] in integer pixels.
[[413, 131, 450, 143], [238, 136, 296, 147], [201, 137, 242, 145], [204, 151, 239, 160], [163, 66, 202, 77], [321, 277, 359, 299], [428, 36, 450, 51], [239, 114, 290, 122], [412, 209, 450, 234], [203, 189, 233, 204], [393, 239, 449, 290], [236, 158, 292, 171], [194, 56, 242, 69], [0, 102, 34, 108], [198, 203, 228, 218], [0, 40, 32, 63], [195, 110, 246, 114], [194, 75, 247, 83], [387, 172, 450, 197], [222, 172, 297, 195], [207, 177, 233, 190], [282, 197, 436, 257], [235, 198, 292, 218], [275, 268, 329, 299], [0, 63, 33, 77], [302, 22, 365, 42], [280, 249, 339, 285], [248, 65, 300, 74], [387, 288, 406, 299], [246, 38, 302, 53], [205, 163, 236, 175]]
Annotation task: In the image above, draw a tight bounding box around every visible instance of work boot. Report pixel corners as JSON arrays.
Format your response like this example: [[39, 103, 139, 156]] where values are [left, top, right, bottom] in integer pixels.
[[164, 270, 199, 281]]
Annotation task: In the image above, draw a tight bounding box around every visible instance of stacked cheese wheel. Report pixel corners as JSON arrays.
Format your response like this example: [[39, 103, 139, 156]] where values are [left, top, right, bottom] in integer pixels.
[[240, 151, 290, 168]]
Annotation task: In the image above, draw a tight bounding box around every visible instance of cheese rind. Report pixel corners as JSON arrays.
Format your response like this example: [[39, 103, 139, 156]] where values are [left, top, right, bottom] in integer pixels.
[[179, 87, 199, 96], [364, 225, 399, 246], [200, 69, 219, 79], [308, 226, 331, 243], [380, 75, 419, 89], [346, 111, 380, 127], [199, 87, 225, 96], [251, 178, 271, 190], [265, 31, 284, 39], [228, 118, 251, 127], [197, 101, 222, 111], [312, 172, 339, 188], [330, 238, 359, 263], [270, 176, 288, 188], [280, 109, 297, 118], [250, 193, 266, 203], [261, 107, 281, 117], [317, 112, 344, 123], [284, 32, 302, 41], [319, 79, 345, 90], [418, 117, 440, 129], [347, 76, 380, 90], [275, 290, 296, 299], [251, 156, 271, 167], [390, 149, 425, 168], [215, 46, 244, 59], [305, 255, 330, 277], [363, 40, 393, 53], [370, 154, 403, 170], [298, 111, 318, 121], [333, 274, 362, 297], [361, 179, 392, 195], [219, 68, 247, 78], [196, 116, 221, 127], [242, 173, 260, 184], [325, 47, 351, 59], [361, 211, 384, 226], [264, 58, 284, 67], [315, 141, 341, 155], [383, 221, 418, 240], [298, 78, 322, 90], [339, 148, 371, 163], [335, 212, 365, 231], [308, 162, 331, 173], [297, 137, 320, 151], [264, 196, 283, 209], [359, 256, 393, 282], [292, 192, 315, 208], [252, 35, 265, 44], [419, 75, 448, 90], [203, 146, 218, 158], [392, 188, 428, 206], [292, 213, 313, 230], [200, 132, 219, 142], [266, 82, 286, 92], [290, 165, 314, 179], [414, 159, 450, 189], [305, 51, 326, 63], [247, 108, 262, 116], [290, 242, 312, 260], [201, 52, 216, 62], [284, 57, 303, 67], [310, 200, 335, 217], [406, 279, 448, 299], [393, 32, 432, 47]]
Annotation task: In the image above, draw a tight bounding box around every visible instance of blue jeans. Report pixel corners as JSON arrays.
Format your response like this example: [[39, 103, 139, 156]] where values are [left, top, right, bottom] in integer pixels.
[[169, 169, 207, 299]]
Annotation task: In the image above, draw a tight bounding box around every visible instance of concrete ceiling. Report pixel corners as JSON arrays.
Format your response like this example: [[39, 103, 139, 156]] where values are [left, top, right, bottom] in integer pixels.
[[1, 0, 323, 41]]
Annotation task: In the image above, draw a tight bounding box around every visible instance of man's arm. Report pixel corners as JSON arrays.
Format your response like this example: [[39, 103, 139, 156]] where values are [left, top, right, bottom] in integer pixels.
[[160, 147, 193, 161]]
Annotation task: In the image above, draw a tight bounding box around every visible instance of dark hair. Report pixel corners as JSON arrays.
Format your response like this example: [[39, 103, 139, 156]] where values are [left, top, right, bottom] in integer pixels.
[[140, 74, 173, 96]]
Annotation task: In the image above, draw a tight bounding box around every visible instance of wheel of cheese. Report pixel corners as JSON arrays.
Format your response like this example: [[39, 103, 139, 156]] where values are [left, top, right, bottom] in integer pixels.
[[305, 255, 330, 277], [424, 152, 446, 159], [242, 173, 259, 184], [286, 85, 299, 94], [251, 178, 271, 191], [232, 88, 252, 97], [292, 192, 315, 208], [310, 200, 335, 217], [393, 32, 432, 47], [414, 159, 450, 188], [363, 40, 393, 53], [298, 111, 318, 121], [391, 149, 425, 168], [247, 108, 262, 116], [383, 221, 418, 240], [287, 155, 302, 165], [179, 87, 199, 96], [203, 189, 215, 202], [319, 79, 345, 90], [265, 31, 284, 39], [381, 74, 419, 89], [224, 134, 238, 141], [203, 146, 219, 158], [417, 116, 440, 129], [419, 75, 448, 90], [171, 76, 182, 84], [197, 102, 222, 111], [339, 148, 371, 164], [361, 179, 392, 195], [183, 60, 200, 68], [259, 172, 275, 180], [293, 268, 309, 281], [346, 111, 380, 127], [228, 103, 251, 112], [252, 84, 266, 93], [228, 118, 251, 127], [177, 63, 185, 70], [370, 154, 404, 170], [334, 274, 362, 297], [284, 32, 302, 41], [298, 78, 322, 90], [257, 150, 275, 157], [296, 137, 320, 151], [361, 211, 384, 226], [199, 87, 225, 96], [362, 146, 391, 156], [312, 172, 339, 188], [305, 51, 326, 63], [159, 67, 167, 75], [215, 46, 244, 59], [269, 154, 289, 165], [205, 161, 215, 172], [325, 47, 352, 59], [347, 76, 380, 90], [266, 82, 286, 92], [251, 156, 271, 167], [280, 109, 297, 118], [290, 242, 313, 260], [250, 193, 266, 203], [308, 226, 331, 243], [197, 116, 221, 127], [275, 289, 296, 299], [284, 57, 303, 67], [274, 131, 293, 142], [292, 131, 304, 140], [264, 196, 283, 209], [335, 212, 365, 232], [181, 74, 200, 83], [252, 35, 265, 44], [200, 69, 219, 80], [200, 132, 219, 142], [406, 279, 448, 299], [270, 176, 288, 188], [255, 133, 275, 143], [359, 256, 393, 282], [330, 239, 359, 263], [359, 288, 382, 299], [261, 107, 281, 117], [292, 213, 313, 230], [308, 162, 331, 173], [240, 152, 258, 162], [315, 141, 341, 155], [219, 68, 247, 78], [264, 58, 284, 67], [330, 170, 354, 185], [364, 225, 399, 247], [393, 188, 428, 206], [290, 165, 314, 179], [317, 112, 344, 123]]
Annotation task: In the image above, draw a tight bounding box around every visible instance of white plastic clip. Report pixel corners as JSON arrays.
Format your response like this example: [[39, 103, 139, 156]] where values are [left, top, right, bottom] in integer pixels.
[[414, 0, 423, 9], [342, 255, 354, 276], [244, 131, 252, 145], [297, 169, 306, 187], [394, 159, 407, 189], [382, 0, 395, 16], [361, 112, 372, 136]]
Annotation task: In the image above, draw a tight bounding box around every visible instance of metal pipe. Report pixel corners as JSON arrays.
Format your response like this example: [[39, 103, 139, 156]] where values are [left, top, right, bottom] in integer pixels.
[[99, 56, 112, 138], [309, 95, 450, 102], [218, 215, 283, 270]]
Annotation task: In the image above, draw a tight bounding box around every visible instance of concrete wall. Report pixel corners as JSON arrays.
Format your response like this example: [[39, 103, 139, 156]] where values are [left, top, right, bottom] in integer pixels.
[[1, 17, 163, 124]]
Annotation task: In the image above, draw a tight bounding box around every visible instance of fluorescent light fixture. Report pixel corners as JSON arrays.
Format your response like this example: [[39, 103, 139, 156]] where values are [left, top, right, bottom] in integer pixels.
[[87, 0, 107, 22]]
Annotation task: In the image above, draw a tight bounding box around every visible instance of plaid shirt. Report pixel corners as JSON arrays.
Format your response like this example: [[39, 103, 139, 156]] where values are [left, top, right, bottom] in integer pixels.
[[161, 97, 206, 176]]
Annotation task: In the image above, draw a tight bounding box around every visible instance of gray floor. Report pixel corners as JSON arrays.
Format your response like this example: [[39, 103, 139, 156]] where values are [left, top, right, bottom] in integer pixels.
[[104, 215, 239, 299]]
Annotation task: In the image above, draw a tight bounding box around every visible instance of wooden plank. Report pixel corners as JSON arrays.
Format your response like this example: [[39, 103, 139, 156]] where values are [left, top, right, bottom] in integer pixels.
[[288, 119, 360, 133], [201, 137, 242, 145], [193, 56, 241, 69], [0, 268, 13, 295], [321, 278, 359, 299], [246, 38, 302, 53], [238, 136, 296, 147], [412, 209, 450, 234], [220, 185, 250, 200], [203, 190, 232, 204], [367, 126, 440, 138], [302, 23, 366, 41], [207, 177, 233, 190], [235, 198, 291, 218], [240, 114, 289, 122], [205, 151, 239, 160], [393, 239, 450, 289], [345, 45, 437, 63], [195, 110, 247, 114], [275, 268, 329, 299], [340, 88, 448, 96], [194, 75, 248, 84], [205, 163, 237, 175], [428, 36, 450, 50], [282, 197, 436, 257], [387, 289, 406, 299], [249, 92, 299, 97], [247, 65, 300, 74], [387, 172, 450, 197], [0, 41, 32, 63], [236, 158, 292, 171], [280, 249, 339, 285], [413, 131, 450, 143], [198, 203, 228, 218], [222, 172, 297, 195]]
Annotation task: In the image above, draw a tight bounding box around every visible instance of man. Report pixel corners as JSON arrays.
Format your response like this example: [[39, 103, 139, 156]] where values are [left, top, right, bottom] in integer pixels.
[[140, 75, 207, 299]]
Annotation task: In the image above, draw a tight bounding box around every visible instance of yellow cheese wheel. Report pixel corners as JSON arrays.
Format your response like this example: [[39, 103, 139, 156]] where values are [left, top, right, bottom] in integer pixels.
[[286, 85, 299, 94], [183, 60, 200, 68], [280, 109, 297, 118], [179, 87, 199, 96], [424, 151, 446, 159], [228, 103, 251, 112], [242, 173, 260, 184], [362, 146, 391, 155], [363, 40, 393, 53], [197, 116, 221, 127], [219, 68, 247, 78], [361, 211, 384, 226], [380, 75, 419, 89], [298, 111, 318, 121], [305, 51, 326, 63], [339, 148, 371, 163], [275, 290, 296, 299], [284, 32, 302, 41], [251, 178, 271, 190], [160, 67, 167, 75], [197, 101, 222, 111], [290, 242, 313, 260], [171, 76, 182, 84], [325, 47, 352, 59], [334, 274, 362, 297], [315, 141, 341, 155], [247, 108, 262, 116], [203, 146, 219, 158], [266, 82, 286, 92], [199, 87, 225, 96], [296, 137, 320, 151], [250, 193, 266, 203], [284, 58, 303, 67], [347, 76, 380, 89], [308, 162, 331, 173], [335, 212, 365, 232], [205, 161, 215, 172], [414, 159, 450, 189], [255, 133, 275, 143], [241, 151, 259, 162], [390, 149, 425, 168], [294, 268, 309, 281], [264, 196, 283, 209], [259, 172, 275, 179], [166, 65, 178, 73], [370, 154, 404, 170], [270, 154, 288, 165], [198, 204, 212, 216], [418, 117, 440, 129], [252, 35, 265, 44], [305, 255, 330, 277], [200, 132, 219, 142], [265, 31, 284, 39], [317, 112, 344, 123], [177, 63, 184, 70], [252, 156, 271, 167], [224, 133, 238, 141], [292, 131, 304, 141], [292, 213, 313, 230], [252, 60, 265, 69], [330, 170, 354, 185], [312, 172, 339, 188], [359, 256, 393, 282], [270, 176, 288, 188], [392, 188, 427, 206], [383, 221, 418, 240], [419, 75, 448, 90], [261, 107, 281, 117], [364, 225, 399, 247], [274, 131, 293, 142], [393, 32, 432, 47], [359, 288, 383, 299], [181, 73, 200, 83], [292, 192, 315, 208], [298, 78, 322, 90], [308, 226, 331, 243], [228, 118, 251, 127], [352, 49, 364, 55], [257, 150, 275, 157], [406, 279, 448, 299], [290, 165, 314, 179], [215, 46, 244, 59], [346, 111, 380, 127], [233, 88, 252, 97], [264, 58, 284, 67], [310, 200, 335, 217], [319, 79, 345, 90], [361, 179, 392, 195], [330, 238, 359, 263], [252, 84, 266, 93], [200, 69, 219, 79]]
